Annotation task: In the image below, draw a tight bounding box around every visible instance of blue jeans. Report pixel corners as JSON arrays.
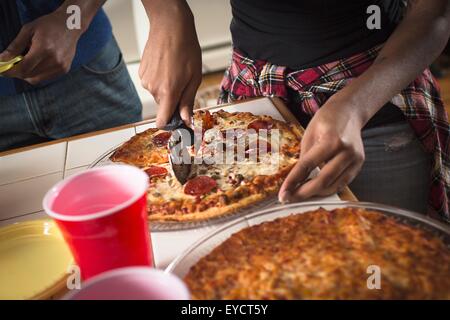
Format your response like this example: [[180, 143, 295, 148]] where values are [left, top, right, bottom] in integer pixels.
[[350, 121, 431, 214], [0, 37, 142, 152]]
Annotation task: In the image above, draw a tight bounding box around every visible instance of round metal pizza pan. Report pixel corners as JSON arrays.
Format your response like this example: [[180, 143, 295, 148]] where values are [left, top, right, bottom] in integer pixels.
[[165, 201, 450, 278], [88, 144, 119, 168]]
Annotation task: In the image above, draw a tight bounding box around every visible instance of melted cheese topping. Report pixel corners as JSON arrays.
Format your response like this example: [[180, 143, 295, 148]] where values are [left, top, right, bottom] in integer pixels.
[[186, 208, 450, 299], [147, 115, 298, 203], [147, 163, 186, 202], [147, 152, 295, 203]]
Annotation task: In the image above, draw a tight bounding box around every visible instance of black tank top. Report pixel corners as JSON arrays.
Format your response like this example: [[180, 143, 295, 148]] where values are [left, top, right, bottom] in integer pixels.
[[230, 0, 406, 127], [230, 0, 404, 69]]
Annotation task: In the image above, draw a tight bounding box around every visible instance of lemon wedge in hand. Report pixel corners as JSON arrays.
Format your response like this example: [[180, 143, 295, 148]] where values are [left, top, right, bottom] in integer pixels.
[[0, 55, 23, 74]]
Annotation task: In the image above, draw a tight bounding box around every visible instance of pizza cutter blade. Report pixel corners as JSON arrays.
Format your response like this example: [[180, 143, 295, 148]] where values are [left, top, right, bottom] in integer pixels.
[[165, 105, 195, 185], [168, 150, 192, 185]]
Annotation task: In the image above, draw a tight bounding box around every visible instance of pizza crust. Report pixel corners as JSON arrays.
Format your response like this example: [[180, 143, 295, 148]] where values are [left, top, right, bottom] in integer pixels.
[[110, 128, 169, 167], [148, 182, 281, 222]]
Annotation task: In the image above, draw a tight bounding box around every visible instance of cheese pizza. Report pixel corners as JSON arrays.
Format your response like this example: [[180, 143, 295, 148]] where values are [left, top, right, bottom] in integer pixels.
[[185, 207, 450, 299]]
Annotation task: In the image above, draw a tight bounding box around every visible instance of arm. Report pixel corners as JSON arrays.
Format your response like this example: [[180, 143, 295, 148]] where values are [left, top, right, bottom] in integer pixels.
[[336, 0, 450, 126], [0, 0, 105, 84], [140, 0, 202, 128], [279, 0, 450, 202]]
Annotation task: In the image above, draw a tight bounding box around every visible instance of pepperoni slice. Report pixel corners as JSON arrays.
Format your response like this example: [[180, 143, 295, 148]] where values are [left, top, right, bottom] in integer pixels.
[[152, 132, 172, 147], [184, 176, 217, 196], [145, 166, 168, 178], [247, 120, 272, 133]]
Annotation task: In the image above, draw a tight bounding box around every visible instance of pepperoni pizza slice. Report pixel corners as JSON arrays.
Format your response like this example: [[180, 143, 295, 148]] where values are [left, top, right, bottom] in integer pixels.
[[110, 129, 172, 167]]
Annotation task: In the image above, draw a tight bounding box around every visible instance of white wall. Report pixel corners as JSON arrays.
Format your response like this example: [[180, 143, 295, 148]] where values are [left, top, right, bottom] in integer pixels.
[[103, 0, 154, 119], [103, 1, 141, 63]]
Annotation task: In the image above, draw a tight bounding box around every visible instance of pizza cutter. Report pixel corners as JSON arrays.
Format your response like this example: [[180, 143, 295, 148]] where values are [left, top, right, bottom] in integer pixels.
[[165, 105, 195, 185], [0, 55, 23, 74]]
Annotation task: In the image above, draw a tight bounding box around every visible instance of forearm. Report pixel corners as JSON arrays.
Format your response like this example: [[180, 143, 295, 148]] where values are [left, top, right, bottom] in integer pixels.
[[139, 0, 201, 128], [56, 0, 106, 33], [330, 0, 450, 128]]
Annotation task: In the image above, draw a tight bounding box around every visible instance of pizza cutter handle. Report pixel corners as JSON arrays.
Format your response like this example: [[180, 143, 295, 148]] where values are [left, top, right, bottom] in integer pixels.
[[163, 104, 185, 131], [164, 104, 194, 145]]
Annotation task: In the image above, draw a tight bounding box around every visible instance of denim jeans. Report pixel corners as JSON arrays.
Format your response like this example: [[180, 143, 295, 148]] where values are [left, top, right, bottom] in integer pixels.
[[350, 121, 431, 214], [0, 37, 142, 152]]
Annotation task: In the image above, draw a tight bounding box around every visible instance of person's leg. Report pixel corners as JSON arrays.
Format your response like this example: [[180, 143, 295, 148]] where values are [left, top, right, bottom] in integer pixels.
[[0, 93, 51, 152], [28, 37, 142, 140], [349, 121, 431, 214]]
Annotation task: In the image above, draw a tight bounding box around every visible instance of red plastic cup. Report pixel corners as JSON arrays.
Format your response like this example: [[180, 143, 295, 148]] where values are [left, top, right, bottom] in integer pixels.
[[43, 165, 153, 280]]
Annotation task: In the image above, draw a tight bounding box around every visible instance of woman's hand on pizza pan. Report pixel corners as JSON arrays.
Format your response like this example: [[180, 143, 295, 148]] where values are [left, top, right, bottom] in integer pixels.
[[278, 98, 365, 203], [140, 0, 202, 128]]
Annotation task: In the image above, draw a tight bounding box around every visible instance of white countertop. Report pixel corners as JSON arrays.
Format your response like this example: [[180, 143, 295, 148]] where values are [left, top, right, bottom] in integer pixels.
[[0, 98, 340, 269]]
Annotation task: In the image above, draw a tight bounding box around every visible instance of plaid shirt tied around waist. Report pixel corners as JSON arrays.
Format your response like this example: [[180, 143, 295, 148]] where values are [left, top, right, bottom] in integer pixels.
[[218, 46, 450, 222]]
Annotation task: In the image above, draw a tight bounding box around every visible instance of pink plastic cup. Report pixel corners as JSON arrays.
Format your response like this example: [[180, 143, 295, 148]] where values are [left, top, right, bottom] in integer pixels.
[[43, 165, 153, 280], [63, 267, 190, 300]]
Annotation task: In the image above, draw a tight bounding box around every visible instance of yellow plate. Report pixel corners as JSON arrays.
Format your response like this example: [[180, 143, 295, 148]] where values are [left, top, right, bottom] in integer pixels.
[[0, 56, 23, 74], [0, 220, 73, 300]]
